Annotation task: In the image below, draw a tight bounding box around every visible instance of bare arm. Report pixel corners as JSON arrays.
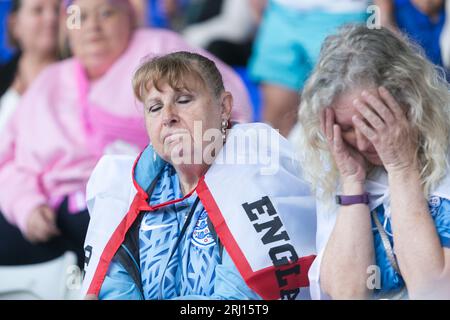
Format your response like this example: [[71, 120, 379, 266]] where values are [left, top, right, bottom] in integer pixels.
[[320, 183, 374, 299], [319, 108, 375, 299], [353, 87, 450, 299]]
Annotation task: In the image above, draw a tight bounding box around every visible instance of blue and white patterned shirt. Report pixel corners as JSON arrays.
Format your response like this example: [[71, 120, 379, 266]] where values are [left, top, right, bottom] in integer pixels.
[[99, 162, 261, 300], [372, 196, 450, 297]]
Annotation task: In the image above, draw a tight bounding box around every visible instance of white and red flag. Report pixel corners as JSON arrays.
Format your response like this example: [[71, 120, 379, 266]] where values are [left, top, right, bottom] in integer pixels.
[[81, 123, 317, 300]]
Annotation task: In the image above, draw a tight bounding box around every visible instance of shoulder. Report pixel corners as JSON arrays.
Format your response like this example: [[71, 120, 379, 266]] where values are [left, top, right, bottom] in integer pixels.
[[131, 28, 191, 54], [32, 59, 74, 87], [134, 27, 182, 40], [20, 59, 76, 102]]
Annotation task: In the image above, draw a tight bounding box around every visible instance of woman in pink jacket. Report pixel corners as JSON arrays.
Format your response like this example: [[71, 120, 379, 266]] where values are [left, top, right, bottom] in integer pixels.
[[0, 0, 252, 267]]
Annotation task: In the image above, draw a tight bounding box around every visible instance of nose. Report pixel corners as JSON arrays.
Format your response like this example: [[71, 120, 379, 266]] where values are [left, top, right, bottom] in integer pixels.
[[355, 128, 371, 152], [162, 104, 179, 127]]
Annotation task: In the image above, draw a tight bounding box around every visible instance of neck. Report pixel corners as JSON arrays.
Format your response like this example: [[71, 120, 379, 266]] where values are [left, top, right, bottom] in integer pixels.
[[20, 50, 57, 70], [85, 65, 108, 81], [14, 51, 57, 94], [175, 164, 209, 195]]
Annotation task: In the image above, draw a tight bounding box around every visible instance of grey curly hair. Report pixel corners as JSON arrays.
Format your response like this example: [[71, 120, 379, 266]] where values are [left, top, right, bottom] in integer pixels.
[[298, 24, 450, 198]]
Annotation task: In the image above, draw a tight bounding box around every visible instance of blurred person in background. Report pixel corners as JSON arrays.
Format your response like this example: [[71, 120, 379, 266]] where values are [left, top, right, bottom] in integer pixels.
[[0, 0, 252, 269], [0, 0, 60, 133], [248, 0, 369, 138], [180, 0, 258, 67], [132, 0, 258, 68], [375, 0, 446, 67]]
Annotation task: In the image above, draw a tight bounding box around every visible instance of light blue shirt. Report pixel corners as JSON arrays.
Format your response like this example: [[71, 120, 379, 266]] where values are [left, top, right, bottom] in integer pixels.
[[372, 196, 450, 297], [99, 155, 261, 300]]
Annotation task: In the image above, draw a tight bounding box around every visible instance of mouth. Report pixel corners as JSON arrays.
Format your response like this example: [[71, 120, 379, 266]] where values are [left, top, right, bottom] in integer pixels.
[[84, 35, 105, 44], [162, 131, 190, 145]]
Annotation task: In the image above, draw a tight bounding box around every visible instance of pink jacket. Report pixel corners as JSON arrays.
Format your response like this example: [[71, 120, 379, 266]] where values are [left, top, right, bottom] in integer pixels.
[[0, 28, 252, 234]]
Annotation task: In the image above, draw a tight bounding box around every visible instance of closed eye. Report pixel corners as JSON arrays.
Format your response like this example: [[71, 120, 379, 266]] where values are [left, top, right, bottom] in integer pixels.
[[177, 95, 193, 104], [148, 104, 163, 113]]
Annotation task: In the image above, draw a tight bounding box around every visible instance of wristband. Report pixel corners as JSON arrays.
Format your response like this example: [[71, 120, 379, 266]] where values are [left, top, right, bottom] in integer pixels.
[[335, 193, 370, 205]]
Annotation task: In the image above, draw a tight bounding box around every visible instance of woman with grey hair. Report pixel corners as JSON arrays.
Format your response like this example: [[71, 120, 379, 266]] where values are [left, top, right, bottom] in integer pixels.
[[299, 24, 450, 299]]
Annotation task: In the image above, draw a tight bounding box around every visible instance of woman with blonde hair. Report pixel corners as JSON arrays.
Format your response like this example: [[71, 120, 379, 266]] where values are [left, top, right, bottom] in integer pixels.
[[299, 24, 450, 299]]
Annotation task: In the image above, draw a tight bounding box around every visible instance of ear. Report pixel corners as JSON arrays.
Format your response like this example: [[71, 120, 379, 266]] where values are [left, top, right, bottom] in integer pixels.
[[220, 91, 233, 121]]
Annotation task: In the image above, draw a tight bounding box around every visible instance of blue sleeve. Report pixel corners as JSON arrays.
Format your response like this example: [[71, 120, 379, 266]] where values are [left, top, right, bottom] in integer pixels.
[[171, 249, 262, 300], [433, 197, 450, 248], [98, 258, 143, 300]]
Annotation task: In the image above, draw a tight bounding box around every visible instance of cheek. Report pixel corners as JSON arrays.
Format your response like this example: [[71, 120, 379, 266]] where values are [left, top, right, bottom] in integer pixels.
[[183, 106, 216, 136], [104, 19, 131, 48], [145, 117, 161, 146], [342, 131, 357, 149]]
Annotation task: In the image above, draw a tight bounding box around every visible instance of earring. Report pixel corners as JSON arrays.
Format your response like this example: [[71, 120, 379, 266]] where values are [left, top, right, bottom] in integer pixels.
[[221, 119, 228, 144]]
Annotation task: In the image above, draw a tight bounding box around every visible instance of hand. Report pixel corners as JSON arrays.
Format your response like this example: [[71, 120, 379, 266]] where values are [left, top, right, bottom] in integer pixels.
[[321, 108, 367, 189], [352, 87, 419, 175], [25, 205, 61, 243]]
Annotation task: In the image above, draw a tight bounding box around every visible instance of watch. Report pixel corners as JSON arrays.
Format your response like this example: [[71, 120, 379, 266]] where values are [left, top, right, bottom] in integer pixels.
[[335, 193, 370, 205]]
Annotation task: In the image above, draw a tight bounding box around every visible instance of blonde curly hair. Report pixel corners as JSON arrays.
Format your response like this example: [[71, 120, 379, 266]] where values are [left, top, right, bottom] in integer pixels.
[[298, 24, 450, 198]]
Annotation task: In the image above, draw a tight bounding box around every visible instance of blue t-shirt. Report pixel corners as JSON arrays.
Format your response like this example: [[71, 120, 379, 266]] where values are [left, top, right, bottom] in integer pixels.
[[139, 164, 221, 299], [372, 196, 450, 297], [394, 0, 445, 67]]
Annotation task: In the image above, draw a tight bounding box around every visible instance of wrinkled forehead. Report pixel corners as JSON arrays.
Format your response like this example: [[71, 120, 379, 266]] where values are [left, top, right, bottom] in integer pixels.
[[146, 70, 210, 95], [145, 74, 209, 100], [329, 87, 378, 125]]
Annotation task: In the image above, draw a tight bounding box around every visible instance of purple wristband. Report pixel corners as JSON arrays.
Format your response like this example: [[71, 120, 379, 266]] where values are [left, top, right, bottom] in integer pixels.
[[336, 193, 370, 205]]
